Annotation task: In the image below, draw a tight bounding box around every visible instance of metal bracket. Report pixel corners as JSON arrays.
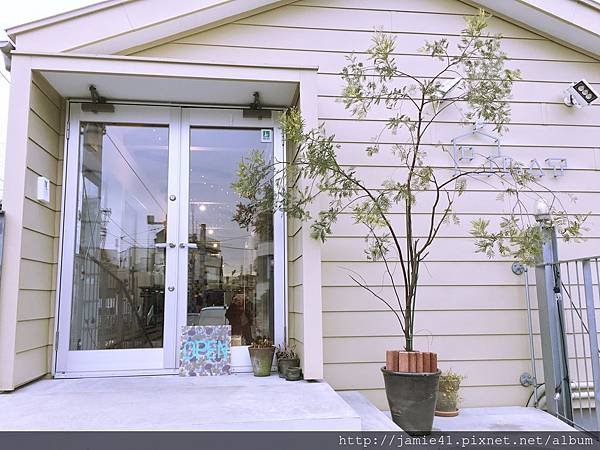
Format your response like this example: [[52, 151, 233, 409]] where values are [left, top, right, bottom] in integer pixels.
[[81, 85, 115, 113], [243, 91, 272, 119]]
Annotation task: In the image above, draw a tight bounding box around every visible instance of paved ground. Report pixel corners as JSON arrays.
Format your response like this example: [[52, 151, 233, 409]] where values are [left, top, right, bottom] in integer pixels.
[[339, 392, 400, 431], [0, 374, 360, 431], [432, 407, 575, 431], [0, 375, 576, 432]]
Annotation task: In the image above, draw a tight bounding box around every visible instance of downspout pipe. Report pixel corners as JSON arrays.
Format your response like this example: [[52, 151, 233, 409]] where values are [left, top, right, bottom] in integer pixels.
[[0, 40, 14, 72]]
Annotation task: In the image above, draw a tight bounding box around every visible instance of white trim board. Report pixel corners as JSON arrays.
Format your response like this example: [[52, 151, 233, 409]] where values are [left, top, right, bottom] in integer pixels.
[[5, 0, 600, 58]]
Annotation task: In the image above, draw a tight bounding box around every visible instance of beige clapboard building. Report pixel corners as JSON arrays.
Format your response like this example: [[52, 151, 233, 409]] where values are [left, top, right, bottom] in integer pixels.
[[0, 0, 599, 413]]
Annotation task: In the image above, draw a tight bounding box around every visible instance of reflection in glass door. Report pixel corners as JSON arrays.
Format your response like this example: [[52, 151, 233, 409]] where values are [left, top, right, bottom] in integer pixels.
[[56, 104, 180, 375], [186, 129, 275, 348], [70, 123, 169, 351], [57, 105, 283, 376]]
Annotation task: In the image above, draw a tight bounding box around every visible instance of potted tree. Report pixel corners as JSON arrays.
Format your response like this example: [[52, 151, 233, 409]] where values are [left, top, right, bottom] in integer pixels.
[[233, 10, 586, 435], [248, 336, 275, 377], [276, 343, 300, 378], [435, 370, 465, 417]]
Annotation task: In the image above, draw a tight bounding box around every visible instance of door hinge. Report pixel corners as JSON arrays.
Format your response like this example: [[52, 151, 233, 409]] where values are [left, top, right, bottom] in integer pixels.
[[65, 120, 70, 139], [55, 330, 59, 351]]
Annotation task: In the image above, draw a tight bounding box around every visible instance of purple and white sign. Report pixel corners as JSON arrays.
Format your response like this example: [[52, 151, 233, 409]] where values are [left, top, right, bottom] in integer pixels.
[[179, 325, 231, 376]]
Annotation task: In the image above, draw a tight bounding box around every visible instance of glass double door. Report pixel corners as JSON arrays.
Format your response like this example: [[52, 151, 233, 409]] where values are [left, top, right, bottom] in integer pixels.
[[55, 104, 282, 376]]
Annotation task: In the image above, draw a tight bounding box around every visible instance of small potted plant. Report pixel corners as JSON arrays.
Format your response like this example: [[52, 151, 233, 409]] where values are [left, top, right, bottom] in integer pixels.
[[248, 336, 275, 377], [276, 343, 300, 378], [435, 370, 465, 417]]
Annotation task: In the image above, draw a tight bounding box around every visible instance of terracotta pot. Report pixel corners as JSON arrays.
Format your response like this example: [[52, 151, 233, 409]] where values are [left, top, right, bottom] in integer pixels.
[[249, 347, 275, 377]]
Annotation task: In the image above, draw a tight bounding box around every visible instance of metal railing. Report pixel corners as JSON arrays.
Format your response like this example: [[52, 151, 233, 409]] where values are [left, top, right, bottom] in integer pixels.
[[551, 257, 600, 431], [535, 230, 600, 432]]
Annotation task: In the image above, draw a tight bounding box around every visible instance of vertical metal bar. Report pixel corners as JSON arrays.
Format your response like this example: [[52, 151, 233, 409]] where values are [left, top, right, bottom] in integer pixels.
[[556, 260, 573, 421], [565, 262, 584, 423], [535, 223, 572, 421], [575, 261, 592, 422], [0, 210, 5, 288], [524, 267, 539, 406], [582, 259, 600, 431]]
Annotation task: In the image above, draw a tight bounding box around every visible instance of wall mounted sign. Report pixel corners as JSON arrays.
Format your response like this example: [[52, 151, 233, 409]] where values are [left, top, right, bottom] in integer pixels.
[[179, 325, 231, 376], [450, 123, 568, 178]]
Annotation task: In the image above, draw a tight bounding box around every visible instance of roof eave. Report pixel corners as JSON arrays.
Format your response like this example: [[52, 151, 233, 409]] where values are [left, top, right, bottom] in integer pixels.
[[469, 0, 600, 58], [6, 0, 133, 42]]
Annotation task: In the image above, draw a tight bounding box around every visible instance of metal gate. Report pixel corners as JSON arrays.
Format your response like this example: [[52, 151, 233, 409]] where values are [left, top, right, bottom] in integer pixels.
[[534, 220, 600, 432]]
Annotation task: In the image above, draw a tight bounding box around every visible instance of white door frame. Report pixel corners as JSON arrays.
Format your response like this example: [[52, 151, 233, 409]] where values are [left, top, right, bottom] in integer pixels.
[[179, 108, 285, 372], [55, 103, 181, 377], [55, 103, 286, 377]]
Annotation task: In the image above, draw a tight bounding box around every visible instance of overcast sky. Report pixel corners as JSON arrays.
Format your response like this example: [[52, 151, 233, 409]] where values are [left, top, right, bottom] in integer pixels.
[[0, 0, 99, 198]]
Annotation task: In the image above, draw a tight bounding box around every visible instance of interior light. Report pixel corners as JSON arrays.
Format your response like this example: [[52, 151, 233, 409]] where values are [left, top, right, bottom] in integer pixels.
[[199, 204, 206, 212], [208, 229, 214, 235]]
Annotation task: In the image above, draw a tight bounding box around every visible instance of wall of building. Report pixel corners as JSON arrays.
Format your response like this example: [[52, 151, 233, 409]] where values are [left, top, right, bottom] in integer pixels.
[[12, 73, 64, 387], [133, 0, 600, 410]]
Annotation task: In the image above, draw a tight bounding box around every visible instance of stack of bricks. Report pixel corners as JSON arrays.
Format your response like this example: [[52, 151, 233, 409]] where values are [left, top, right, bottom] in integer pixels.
[[386, 351, 438, 373]]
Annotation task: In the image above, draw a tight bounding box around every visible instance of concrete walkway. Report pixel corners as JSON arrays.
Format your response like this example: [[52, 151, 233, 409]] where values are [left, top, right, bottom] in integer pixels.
[[382, 406, 575, 431], [339, 392, 401, 431], [432, 407, 575, 431], [0, 374, 360, 431]]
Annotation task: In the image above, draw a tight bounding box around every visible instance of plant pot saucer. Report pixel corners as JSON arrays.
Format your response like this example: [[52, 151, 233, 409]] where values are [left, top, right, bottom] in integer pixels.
[[435, 410, 459, 417]]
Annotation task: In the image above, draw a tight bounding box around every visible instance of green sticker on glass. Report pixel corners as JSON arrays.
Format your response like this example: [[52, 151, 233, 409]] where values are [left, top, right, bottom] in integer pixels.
[[261, 129, 273, 143]]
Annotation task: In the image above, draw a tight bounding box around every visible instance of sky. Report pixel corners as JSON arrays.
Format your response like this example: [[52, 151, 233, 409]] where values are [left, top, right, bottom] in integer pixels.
[[0, 0, 99, 198]]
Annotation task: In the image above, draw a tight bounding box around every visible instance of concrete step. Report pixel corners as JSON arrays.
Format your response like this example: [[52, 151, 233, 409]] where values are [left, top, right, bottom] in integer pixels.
[[383, 406, 576, 431], [0, 375, 361, 431], [339, 391, 401, 431]]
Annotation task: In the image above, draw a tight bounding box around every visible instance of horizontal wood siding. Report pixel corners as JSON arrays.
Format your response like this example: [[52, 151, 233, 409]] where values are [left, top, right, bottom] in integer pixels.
[[133, 0, 600, 409], [13, 73, 63, 387]]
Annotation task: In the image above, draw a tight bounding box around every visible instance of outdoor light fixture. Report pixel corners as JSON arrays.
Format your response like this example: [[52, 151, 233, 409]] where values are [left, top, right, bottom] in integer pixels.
[[439, 77, 462, 99], [534, 199, 551, 223], [535, 199, 550, 216], [563, 79, 598, 108]]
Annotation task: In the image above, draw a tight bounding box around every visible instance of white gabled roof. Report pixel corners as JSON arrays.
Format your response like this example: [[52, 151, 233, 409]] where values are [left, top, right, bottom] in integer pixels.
[[6, 0, 131, 39], [468, 0, 600, 58], [6, 0, 296, 55], [5, 0, 600, 57]]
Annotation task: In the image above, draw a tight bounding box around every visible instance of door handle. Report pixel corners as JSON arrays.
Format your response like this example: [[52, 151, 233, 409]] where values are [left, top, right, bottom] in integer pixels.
[[155, 243, 176, 249], [179, 243, 198, 249]]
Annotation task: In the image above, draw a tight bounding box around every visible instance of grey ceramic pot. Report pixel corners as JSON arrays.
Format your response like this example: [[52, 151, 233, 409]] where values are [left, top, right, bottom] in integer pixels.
[[249, 347, 275, 377], [381, 367, 441, 436], [277, 358, 300, 378]]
